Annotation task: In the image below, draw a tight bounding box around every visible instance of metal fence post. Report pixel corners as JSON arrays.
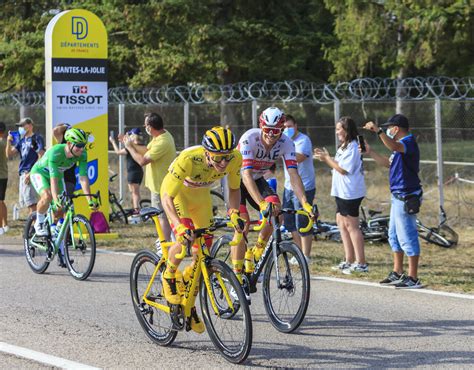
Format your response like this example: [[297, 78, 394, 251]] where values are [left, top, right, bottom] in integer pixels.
[[333, 100, 341, 151], [252, 100, 257, 128], [118, 103, 125, 202], [184, 102, 189, 149], [434, 98, 444, 221]]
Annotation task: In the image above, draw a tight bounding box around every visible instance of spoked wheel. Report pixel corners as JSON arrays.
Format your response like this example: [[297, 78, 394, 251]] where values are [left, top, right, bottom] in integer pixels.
[[23, 212, 51, 274], [418, 223, 458, 248], [262, 241, 310, 333], [200, 259, 252, 364], [130, 250, 177, 346], [109, 197, 128, 224], [64, 215, 96, 280]]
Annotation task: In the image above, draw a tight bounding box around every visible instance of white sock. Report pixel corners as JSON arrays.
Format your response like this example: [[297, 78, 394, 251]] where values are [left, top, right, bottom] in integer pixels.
[[36, 213, 46, 224]]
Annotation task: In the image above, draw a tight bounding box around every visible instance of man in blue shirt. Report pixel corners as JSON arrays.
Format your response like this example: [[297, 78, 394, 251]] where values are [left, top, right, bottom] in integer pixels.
[[6, 117, 45, 214], [363, 114, 422, 289]]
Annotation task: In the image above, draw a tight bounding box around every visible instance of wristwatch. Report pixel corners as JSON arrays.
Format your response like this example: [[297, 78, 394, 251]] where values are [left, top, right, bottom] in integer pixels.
[[377, 128, 384, 136]]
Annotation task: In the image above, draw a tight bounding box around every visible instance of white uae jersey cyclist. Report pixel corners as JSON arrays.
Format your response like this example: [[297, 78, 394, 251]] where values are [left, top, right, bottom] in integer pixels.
[[238, 128, 297, 180]]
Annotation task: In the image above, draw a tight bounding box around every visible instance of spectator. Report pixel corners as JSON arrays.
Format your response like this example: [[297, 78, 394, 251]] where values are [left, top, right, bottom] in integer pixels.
[[53, 123, 77, 196], [6, 117, 45, 214], [314, 116, 367, 274], [124, 112, 176, 239], [0, 122, 8, 234], [282, 115, 315, 264], [109, 128, 146, 214], [363, 114, 423, 289]]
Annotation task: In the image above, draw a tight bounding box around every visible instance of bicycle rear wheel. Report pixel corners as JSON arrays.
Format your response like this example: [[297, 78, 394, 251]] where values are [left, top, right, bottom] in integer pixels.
[[109, 198, 128, 224], [64, 215, 96, 280], [130, 250, 177, 346], [418, 223, 456, 248], [262, 241, 310, 333], [23, 212, 51, 274], [200, 259, 252, 364]]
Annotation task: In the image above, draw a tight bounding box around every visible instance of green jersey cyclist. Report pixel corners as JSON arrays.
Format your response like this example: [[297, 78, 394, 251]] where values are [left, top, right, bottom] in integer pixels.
[[30, 128, 98, 236]]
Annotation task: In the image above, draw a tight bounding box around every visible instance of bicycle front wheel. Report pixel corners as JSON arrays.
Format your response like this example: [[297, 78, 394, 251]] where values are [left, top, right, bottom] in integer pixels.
[[262, 241, 310, 333], [64, 215, 96, 280], [130, 250, 177, 346], [200, 259, 252, 364], [23, 212, 50, 274]]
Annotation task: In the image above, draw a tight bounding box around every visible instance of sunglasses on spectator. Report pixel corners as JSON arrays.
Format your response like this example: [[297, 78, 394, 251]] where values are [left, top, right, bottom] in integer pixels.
[[209, 153, 234, 163], [262, 127, 283, 135]]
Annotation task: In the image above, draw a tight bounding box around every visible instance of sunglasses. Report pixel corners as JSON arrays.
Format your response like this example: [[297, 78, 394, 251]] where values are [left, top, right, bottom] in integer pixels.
[[262, 127, 283, 136], [210, 153, 234, 163], [74, 143, 86, 149]]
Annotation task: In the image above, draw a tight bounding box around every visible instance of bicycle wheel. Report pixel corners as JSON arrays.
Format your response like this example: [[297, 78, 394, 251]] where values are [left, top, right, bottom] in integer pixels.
[[23, 212, 51, 274], [139, 199, 151, 208], [109, 198, 128, 224], [262, 241, 310, 333], [210, 235, 233, 268], [64, 215, 96, 280], [130, 250, 177, 346], [200, 259, 252, 364], [417, 223, 455, 248], [211, 190, 227, 220]]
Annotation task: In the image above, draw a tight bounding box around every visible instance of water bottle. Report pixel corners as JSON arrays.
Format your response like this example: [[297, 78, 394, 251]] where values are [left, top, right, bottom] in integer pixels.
[[50, 222, 57, 241]]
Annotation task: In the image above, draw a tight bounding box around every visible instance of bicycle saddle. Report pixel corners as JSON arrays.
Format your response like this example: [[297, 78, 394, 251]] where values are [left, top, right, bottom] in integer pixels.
[[368, 210, 382, 217], [139, 207, 164, 221]]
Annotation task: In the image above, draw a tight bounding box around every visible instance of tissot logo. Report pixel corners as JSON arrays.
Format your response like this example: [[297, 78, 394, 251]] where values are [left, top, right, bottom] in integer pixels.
[[57, 94, 103, 105], [72, 86, 88, 94]]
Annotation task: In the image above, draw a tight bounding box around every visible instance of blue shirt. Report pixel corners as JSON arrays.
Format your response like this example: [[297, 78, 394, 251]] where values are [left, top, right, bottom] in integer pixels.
[[283, 132, 315, 191], [389, 134, 421, 195], [15, 133, 45, 174]]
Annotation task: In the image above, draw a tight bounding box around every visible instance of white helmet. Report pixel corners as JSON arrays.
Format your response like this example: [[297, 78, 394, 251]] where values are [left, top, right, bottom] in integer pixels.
[[259, 107, 286, 129]]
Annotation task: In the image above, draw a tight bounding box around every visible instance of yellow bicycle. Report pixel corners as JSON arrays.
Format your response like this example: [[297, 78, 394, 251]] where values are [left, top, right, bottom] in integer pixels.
[[129, 207, 252, 364]]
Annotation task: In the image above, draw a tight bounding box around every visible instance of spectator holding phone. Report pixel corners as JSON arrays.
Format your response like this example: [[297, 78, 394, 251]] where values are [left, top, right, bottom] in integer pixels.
[[0, 122, 9, 234], [109, 128, 147, 214], [314, 116, 367, 274]]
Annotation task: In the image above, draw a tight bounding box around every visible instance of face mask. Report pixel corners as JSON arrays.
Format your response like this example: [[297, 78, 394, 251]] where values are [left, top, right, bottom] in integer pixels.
[[18, 127, 26, 136], [145, 126, 152, 135], [284, 127, 295, 139], [386, 127, 396, 139]]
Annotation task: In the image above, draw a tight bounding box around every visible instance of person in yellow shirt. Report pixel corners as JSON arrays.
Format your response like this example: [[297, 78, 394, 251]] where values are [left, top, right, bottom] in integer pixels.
[[160, 126, 245, 333], [124, 112, 176, 239]]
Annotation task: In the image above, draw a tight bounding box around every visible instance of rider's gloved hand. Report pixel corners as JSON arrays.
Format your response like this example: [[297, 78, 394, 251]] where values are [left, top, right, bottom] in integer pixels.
[[259, 200, 270, 212], [229, 209, 245, 232], [51, 199, 61, 213], [88, 198, 99, 210], [175, 223, 193, 245]]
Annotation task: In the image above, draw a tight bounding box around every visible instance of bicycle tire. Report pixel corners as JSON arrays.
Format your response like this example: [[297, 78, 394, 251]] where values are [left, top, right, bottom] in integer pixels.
[[200, 259, 252, 364], [109, 198, 128, 224], [23, 212, 50, 274], [417, 223, 455, 248], [64, 215, 96, 280], [262, 241, 310, 333], [130, 250, 177, 346], [139, 199, 151, 208]]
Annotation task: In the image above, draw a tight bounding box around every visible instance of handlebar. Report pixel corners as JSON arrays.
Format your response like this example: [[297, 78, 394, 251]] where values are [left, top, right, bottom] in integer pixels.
[[253, 203, 316, 233], [58, 191, 102, 206]]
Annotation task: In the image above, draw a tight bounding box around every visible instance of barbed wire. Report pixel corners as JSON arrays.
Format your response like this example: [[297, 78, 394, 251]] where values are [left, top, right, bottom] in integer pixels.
[[1, 76, 473, 106]]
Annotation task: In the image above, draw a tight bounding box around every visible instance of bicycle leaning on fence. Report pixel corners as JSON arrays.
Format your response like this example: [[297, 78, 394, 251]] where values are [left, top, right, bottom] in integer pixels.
[[23, 191, 100, 280], [129, 207, 253, 364], [211, 203, 314, 333]]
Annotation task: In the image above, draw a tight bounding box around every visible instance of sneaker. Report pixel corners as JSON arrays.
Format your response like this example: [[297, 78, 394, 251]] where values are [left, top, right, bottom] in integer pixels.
[[162, 275, 182, 305], [342, 263, 369, 275], [0, 228, 3, 235], [2, 225, 8, 234], [331, 261, 351, 271], [394, 276, 423, 289], [34, 222, 48, 237], [380, 271, 406, 285], [190, 306, 205, 334]]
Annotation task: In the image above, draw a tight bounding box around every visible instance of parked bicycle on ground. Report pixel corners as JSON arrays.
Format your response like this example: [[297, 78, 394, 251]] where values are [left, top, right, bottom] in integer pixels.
[[130, 207, 252, 364], [211, 203, 313, 333], [109, 174, 150, 224], [24, 191, 100, 280]]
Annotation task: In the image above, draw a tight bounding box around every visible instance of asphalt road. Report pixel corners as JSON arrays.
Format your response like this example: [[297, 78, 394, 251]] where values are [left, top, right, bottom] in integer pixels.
[[0, 240, 473, 369]]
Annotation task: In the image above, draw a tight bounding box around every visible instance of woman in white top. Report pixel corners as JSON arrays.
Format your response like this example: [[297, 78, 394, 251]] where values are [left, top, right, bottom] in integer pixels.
[[314, 116, 368, 274]]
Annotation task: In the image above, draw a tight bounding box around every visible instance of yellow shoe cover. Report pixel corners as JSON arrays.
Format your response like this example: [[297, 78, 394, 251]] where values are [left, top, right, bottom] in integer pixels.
[[190, 307, 205, 334]]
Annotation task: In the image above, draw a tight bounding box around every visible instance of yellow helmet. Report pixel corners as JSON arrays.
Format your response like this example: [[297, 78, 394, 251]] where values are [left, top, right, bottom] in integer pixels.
[[202, 126, 236, 153]]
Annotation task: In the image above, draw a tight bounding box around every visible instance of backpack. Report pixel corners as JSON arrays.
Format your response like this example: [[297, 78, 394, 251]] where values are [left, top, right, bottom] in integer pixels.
[[90, 211, 110, 233]]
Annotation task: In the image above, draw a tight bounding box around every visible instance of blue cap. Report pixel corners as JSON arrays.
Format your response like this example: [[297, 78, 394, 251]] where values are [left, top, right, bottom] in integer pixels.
[[381, 114, 409, 129]]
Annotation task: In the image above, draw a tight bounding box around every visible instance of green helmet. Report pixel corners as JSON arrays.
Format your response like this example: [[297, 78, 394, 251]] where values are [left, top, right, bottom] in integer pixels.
[[64, 128, 88, 145]]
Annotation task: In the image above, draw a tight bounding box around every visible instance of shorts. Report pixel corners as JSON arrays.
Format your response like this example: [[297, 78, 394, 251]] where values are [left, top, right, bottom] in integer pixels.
[[151, 192, 167, 219], [388, 193, 420, 256], [19, 172, 39, 207], [30, 172, 65, 197], [335, 196, 364, 217], [240, 177, 280, 214], [127, 168, 144, 185], [0, 178, 7, 201], [282, 188, 316, 236]]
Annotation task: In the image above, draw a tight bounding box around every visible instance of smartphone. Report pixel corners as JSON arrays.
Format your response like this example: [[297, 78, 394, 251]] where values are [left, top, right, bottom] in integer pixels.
[[357, 135, 366, 153]]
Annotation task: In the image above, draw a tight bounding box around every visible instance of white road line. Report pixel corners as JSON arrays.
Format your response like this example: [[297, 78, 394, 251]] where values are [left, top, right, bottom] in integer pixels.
[[97, 249, 136, 256], [0, 342, 100, 369], [314, 276, 474, 300]]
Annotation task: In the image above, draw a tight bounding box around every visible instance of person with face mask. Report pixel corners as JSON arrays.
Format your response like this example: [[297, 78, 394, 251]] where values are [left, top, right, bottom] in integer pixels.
[[123, 112, 176, 240], [363, 114, 423, 289], [6, 117, 45, 215], [282, 115, 316, 265]]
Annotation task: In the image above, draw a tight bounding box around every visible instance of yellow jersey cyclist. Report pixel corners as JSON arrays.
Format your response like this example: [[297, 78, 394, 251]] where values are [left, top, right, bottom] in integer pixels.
[[160, 126, 245, 333], [30, 128, 99, 236]]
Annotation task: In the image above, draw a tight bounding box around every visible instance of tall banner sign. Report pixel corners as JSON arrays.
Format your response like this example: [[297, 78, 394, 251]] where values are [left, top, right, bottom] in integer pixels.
[[45, 9, 108, 216]]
